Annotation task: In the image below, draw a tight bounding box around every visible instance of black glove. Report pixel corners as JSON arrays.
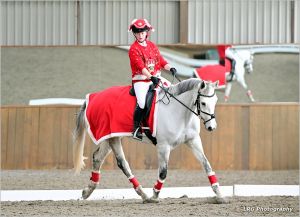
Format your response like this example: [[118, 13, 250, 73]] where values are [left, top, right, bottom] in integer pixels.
[[170, 67, 177, 76], [150, 76, 160, 86]]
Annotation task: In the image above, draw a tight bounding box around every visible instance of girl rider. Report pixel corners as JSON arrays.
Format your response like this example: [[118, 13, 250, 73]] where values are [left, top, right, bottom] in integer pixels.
[[128, 18, 177, 141], [217, 44, 238, 81]]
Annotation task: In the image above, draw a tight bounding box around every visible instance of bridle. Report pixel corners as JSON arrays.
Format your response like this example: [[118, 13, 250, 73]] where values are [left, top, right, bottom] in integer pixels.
[[195, 91, 216, 124], [158, 82, 216, 125]]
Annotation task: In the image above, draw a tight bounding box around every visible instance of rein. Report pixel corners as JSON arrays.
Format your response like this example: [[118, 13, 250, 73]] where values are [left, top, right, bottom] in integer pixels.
[[157, 82, 216, 124]]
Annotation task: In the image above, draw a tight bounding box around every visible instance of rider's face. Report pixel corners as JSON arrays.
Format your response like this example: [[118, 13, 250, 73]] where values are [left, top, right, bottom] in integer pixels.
[[134, 31, 147, 42]]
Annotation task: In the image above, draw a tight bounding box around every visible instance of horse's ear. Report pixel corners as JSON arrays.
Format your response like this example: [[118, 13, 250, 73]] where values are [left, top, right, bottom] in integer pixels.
[[200, 81, 206, 89]]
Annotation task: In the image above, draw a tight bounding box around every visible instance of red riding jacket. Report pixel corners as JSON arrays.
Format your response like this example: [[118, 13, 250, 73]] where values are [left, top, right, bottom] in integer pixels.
[[129, 40, 168, 82]]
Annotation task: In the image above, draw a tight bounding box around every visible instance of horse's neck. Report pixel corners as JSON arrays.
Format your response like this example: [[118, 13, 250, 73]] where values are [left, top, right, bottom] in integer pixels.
[[179, 89, 198, 106], [158, 78, 201, 120], [167, 78, 201, 96], [235, 52, 246, 76], [168, 88, 199, 119], [236, 50, 250, 63]]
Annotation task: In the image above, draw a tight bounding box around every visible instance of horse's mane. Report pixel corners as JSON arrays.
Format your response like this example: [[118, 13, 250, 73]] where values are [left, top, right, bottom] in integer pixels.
[[168, 78, 201, 96]]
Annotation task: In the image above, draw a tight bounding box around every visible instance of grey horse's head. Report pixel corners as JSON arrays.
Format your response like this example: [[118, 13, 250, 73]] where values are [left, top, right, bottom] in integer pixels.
[[198, 80, 219, 131]]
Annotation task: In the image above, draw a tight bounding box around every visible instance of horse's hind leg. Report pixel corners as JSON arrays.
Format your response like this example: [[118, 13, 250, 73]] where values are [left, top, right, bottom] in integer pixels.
[[187, 136, 227, 204], [109, 137, 150, 202], [82, 141, 111, 199]]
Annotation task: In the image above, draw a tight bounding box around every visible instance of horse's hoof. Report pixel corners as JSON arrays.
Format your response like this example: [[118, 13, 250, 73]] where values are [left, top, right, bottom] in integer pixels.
[[82, 188, 92, 199], [82, 186, 96, 199], [214, 196, 229, 204], [143, 197, 159, 203]]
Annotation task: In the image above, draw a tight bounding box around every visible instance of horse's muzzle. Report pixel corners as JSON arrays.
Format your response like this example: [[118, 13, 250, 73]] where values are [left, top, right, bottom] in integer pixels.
[[205, 120, 217, 132]]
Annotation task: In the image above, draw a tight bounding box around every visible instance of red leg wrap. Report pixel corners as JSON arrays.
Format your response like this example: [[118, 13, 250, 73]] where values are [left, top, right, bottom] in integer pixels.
[[90, 171, 100, 183], [129, 177, 140, 189], [154, 180, 164, 191], [208, 174, 218, 185]]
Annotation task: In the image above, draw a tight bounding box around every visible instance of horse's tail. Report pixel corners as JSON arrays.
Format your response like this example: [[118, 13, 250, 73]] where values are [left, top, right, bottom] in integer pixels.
[[73, 102, 87, 174]]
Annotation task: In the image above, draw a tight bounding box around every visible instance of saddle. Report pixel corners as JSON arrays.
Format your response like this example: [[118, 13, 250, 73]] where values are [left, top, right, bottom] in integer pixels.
[[129, 85, 157, 145]]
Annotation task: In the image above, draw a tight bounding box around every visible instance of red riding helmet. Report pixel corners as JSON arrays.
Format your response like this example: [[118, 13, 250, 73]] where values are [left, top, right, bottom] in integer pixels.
[[128, 18, 154, 33]]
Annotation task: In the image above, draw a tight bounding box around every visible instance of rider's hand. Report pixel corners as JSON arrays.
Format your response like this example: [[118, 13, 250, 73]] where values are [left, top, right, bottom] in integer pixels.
[[170, 67, 177, 76], [150, 76, 160, 86]]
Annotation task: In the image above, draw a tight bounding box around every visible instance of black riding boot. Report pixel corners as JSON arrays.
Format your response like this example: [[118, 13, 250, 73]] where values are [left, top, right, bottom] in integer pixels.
[[228, 59, 236, 82], [132, 106, 144, 141], [219, 58, 225, 66]]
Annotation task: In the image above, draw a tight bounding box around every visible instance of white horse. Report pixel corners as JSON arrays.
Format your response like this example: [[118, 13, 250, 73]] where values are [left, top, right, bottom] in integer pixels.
[[73, 78, 227, 203], [194, 49, 254, 102], [224, 49, 255, 102]]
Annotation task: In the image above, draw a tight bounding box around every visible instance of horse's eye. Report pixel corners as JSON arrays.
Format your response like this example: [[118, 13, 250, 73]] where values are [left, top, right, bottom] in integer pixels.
[[201, 102, 206, 106]]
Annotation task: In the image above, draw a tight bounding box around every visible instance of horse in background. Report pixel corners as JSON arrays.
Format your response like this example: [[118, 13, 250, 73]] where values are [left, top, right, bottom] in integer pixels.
[[194, 49, 255, 102]]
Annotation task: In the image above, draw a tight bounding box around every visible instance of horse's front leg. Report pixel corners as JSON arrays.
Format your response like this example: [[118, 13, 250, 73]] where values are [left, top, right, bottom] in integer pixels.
[[224, 81, 233, 102], [237, 77, 255, 102], [246, 89, 255, 102], [187, 136, 228, 204], [109, 138, 150, 202], [82, 141, 111, 199], [151, 144, 171, 202]]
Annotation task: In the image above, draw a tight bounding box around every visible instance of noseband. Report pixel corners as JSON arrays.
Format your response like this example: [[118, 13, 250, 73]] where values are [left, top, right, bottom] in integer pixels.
[[195, 91, 216, 124]]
